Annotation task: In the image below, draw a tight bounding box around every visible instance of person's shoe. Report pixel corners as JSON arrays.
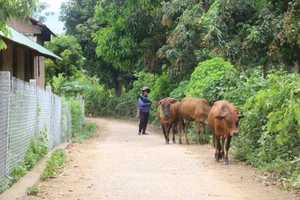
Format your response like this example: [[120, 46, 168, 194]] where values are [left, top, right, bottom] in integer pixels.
[[142, 133, 149, 135], [138, 132, 141, 135]]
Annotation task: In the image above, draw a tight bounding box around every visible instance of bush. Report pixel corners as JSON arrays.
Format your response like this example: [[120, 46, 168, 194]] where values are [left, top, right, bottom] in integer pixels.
[[68, 99, 84, 136], [185, 57, 237, 103], [232, 71, 300, 188], [41, 148, 67, 180], [170, 80, 188, 100], [225, 68, 266, 108], [150, 72, 177, 101]]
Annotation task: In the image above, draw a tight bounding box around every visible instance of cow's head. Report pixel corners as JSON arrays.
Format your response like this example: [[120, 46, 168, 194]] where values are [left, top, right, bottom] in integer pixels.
[[215, 112, 244, 137], [159, 98, 178, 120]]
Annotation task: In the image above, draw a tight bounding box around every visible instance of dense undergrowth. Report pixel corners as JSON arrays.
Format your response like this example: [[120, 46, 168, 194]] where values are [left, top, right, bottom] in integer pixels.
[[83, 57, 300, 189]]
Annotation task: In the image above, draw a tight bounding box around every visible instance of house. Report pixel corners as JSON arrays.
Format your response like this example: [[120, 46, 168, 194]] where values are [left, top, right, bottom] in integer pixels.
[[0, 17, 60, 88]]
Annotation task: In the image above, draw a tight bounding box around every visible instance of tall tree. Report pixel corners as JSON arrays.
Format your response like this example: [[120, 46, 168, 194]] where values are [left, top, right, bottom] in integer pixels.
[[157, 0, 209, 81], [93, 0, 163, 72], [0, 0, 37, 49], [200, 0, 299, 73], [60, 0, 132, 96]]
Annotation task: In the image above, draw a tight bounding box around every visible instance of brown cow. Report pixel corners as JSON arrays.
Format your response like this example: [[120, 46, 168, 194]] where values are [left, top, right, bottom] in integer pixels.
[[178, 97, 211, 145], [208, 100, 244, 165], [157, 97, 180, 144]]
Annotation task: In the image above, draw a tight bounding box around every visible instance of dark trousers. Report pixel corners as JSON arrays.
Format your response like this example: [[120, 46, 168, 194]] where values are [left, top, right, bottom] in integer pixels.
[[139, 111, 149, 134]]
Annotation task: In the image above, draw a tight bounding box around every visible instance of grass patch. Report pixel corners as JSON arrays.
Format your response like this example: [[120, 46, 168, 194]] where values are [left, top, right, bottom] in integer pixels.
[[72, 121, 98, 143], [41, 148, 67, 180], [26, 185, 46, 196]]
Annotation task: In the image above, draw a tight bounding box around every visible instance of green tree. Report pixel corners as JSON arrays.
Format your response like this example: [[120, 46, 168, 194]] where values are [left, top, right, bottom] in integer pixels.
[[157, 0, 209, 81], [60, 0, 132, 96], [0, 0, 37, 49], [93, 0, 162, 72], [45, 34, 85, 84], [201, 0, 300, 73]]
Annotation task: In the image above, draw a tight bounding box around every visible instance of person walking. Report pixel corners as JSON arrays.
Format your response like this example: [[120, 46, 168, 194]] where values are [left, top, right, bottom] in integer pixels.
[[137, 86, 152, 135]]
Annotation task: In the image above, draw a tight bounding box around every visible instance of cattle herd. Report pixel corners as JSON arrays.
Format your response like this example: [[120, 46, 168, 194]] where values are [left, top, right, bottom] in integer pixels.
[[155, 97, 244, 165]]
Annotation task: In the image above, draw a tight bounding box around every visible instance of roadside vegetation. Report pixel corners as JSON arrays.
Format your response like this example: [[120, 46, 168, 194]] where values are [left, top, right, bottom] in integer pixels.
[[2, 0, 298, 191], [56, 0, 300, 190]]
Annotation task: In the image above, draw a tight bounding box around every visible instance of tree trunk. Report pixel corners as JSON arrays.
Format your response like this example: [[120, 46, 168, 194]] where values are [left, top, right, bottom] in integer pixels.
[[114, 79, 123, 97], [293, 44, 300, 73]]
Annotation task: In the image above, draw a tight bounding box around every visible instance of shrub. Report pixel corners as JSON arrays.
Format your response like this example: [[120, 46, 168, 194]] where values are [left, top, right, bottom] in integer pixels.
[[232, 71, 300, 188], [225, 68, 266, 108], [41, 148, 67, 180], [185, 57, 237, 103], [150, 72, 177, 101], [170, 80, 188, 100], [68, 99, 84, 136]]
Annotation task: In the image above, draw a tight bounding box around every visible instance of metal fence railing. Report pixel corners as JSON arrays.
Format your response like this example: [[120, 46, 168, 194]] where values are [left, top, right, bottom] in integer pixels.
[[0, 71, 83, 189]]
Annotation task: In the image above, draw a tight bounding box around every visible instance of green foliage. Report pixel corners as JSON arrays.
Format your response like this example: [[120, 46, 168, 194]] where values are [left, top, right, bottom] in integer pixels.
[[84, 71, 158, 121], [24, 131, 48, 170], [158, 1, 205, 81], [150, 71, 177, 101], [52, 73, 91, 98], [232, 71, 300, 188], [68, 99, 84, 136], [56, 0, 300, 190], [41, 149, 67, 180], [45, 34, 85, 83], [0, 0, 37, 49], [93, 0, 162, 72], [225, 68, 266, 108], [169, 80, 188, 100], [185, 57, 237, 103], [26, 185, 45, 196], [72, 122, 98, 143], [8, 130, 48, 187], [9, 166, 27, 186]]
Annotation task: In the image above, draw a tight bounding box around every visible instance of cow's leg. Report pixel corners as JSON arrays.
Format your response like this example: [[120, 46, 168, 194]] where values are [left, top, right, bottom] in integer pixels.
[[171, 123, 176, 143], [161, 124, 168, 144], [195, 122, 201, 145], [220, 136, 225, 160], [178, 119, 183, 144], [184, 120, 190, 145], [224, 136, 232, 165], [166, 124, 172, 144], [202, 122, 206, 143], [214, 135, 221, 161]]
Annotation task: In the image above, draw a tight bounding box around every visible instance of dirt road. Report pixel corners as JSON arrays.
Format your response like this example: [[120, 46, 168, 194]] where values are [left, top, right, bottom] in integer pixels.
[[27, 118, 299, 200]]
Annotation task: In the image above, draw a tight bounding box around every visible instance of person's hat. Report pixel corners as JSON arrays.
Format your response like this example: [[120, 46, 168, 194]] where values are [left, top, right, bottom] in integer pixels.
[[141, 86, 151, 93]]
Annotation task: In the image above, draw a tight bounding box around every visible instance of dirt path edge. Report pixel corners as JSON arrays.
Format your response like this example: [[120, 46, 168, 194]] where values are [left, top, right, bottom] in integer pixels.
[[0, 142, 71, 200]]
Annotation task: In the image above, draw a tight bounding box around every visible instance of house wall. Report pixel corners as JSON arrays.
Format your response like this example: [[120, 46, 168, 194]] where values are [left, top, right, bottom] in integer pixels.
[[5, 18, 51, 88], [0, 39, 13, 73], [0, 38, 46, 87], [35, 56, 45, 88]]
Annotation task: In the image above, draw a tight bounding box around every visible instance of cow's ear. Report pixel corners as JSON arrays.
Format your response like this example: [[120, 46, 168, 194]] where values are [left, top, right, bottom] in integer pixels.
[[169, 98, 178, 104], [215, 115, 225, 120], [238, 114, 244, 119]]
